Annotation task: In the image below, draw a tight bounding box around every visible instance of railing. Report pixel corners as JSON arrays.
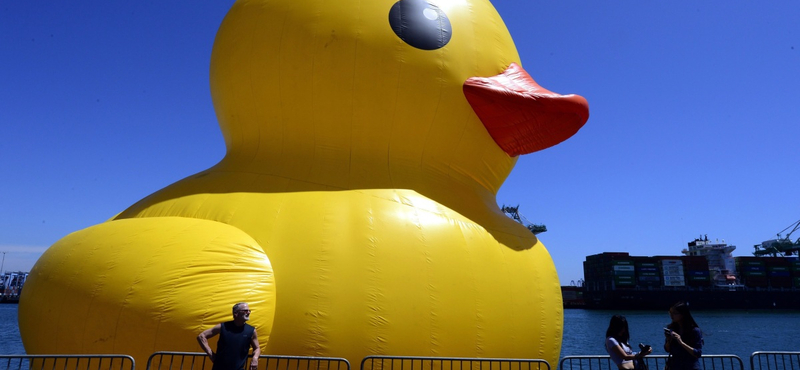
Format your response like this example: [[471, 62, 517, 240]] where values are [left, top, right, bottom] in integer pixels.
[[697, 355, 746, 370], [558, 355, 620, 370], [5, 352, 787, 370], [750, 352, 800, 370], [559, 355, 744, 370], [146, 352, 350, 370], [361, 356, 550, 370], [0, 355, 134, 370]]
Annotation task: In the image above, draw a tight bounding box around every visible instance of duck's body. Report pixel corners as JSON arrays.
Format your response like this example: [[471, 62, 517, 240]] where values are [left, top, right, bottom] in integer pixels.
[[20, 0, 588, 366], [115, 173, 559, 360]]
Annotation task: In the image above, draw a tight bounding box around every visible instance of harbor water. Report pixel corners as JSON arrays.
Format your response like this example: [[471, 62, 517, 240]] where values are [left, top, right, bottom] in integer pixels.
[[560, 309, 800, 362], [1, 304, 798, 360], [0, 305, 23, 354]]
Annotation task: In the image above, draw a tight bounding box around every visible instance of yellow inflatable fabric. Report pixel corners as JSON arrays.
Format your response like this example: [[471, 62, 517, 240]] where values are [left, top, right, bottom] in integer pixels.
[[20, 0, 589, 366]]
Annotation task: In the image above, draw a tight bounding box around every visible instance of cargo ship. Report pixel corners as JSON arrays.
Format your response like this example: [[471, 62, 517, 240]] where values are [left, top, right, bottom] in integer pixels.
[[564, 235, 800, 310]]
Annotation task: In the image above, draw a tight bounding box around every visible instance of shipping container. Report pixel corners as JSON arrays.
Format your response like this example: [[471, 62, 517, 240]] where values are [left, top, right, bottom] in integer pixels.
[[769, 277, 793, 288], [768, 270, 791, 277], [663, 275, 685, 287], [662, 266, 684, 276], [735, 257, 766, 266], [742, 276, 769, 288], [740, 265, 765, 273], [638, 276, 661, 282]]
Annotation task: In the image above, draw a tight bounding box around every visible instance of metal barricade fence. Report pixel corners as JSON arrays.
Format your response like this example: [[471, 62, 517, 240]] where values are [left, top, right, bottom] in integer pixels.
[[558, 355, 622, 370], [0, 355, 134, 370], [697, 355, 745, 370], [750, 352, 800, 370], [146, 352, 350, 370], [559, 355, 744, 370], [361, 355, 550, 370]]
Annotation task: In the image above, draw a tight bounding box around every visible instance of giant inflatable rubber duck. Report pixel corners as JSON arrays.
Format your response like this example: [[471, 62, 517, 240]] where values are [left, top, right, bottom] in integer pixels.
[[20, 0, 588, 366]]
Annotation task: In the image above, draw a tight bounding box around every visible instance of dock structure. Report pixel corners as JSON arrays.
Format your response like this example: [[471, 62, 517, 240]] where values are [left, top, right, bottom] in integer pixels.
[[1, 271, 28, 303]]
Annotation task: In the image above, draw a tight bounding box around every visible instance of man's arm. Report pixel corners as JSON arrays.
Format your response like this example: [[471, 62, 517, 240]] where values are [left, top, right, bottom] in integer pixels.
[[249, 328, 261, 370], [197, 324, 222, 362]]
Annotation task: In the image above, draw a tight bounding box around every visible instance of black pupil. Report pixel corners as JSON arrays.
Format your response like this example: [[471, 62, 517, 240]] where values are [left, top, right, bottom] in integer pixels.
[[388, 0, 452, 50]]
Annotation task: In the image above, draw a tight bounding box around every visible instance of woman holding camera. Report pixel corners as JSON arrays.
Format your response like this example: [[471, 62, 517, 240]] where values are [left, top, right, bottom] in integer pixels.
[[605, 315, 652, 370], [664, 301, 704, 370]]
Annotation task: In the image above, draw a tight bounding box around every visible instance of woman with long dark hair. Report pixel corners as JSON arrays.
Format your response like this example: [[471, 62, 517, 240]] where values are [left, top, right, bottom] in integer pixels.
[[605, 315, 652, 370], [664, 302, 704, 370]]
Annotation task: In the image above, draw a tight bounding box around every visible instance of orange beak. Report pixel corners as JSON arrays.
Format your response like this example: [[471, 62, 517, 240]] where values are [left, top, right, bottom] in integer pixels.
[[463, 63, 589, 157]]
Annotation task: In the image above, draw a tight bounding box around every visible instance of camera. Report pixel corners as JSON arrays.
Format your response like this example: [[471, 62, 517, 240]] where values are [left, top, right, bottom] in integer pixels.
[[639, 343, 651, 351], [663, 327, 672, 335]]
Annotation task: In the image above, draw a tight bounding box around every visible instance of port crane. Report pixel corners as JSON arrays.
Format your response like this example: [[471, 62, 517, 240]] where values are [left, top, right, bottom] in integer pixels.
[[501, 205, 547, 235], [753, 219, 800, 256]]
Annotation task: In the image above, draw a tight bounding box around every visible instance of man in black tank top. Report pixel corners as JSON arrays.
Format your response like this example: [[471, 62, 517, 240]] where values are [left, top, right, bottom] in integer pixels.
[[197, 303, 261, 370]]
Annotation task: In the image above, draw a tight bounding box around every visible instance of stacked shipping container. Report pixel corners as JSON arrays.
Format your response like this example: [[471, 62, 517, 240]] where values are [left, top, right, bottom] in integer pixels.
[[579, 252, 800, 310], [660, 259, 685, 287], [767, 258, 792, 288], [735, 256, 766, 288], [634, 257, 660, 287], [612, 260, 635, 287], [586, 253, 800, 289], [733, 257, 797, 288], [684, 255, 711, 286], [583, 253, 637, 290]]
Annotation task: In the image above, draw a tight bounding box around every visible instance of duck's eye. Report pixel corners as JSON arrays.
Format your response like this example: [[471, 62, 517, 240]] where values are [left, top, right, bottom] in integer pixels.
[[388, 0, 452, 50]]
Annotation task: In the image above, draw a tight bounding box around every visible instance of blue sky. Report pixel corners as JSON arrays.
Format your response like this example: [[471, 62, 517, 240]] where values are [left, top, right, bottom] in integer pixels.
[[2, 1, 799, 285]]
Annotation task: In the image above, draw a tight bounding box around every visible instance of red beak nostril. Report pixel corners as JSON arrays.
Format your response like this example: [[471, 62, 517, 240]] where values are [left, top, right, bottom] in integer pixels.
[[463, 63, 589, 157]]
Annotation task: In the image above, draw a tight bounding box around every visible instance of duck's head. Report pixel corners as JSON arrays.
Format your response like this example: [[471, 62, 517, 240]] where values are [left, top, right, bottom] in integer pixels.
[[210, 0, 588, 195]]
